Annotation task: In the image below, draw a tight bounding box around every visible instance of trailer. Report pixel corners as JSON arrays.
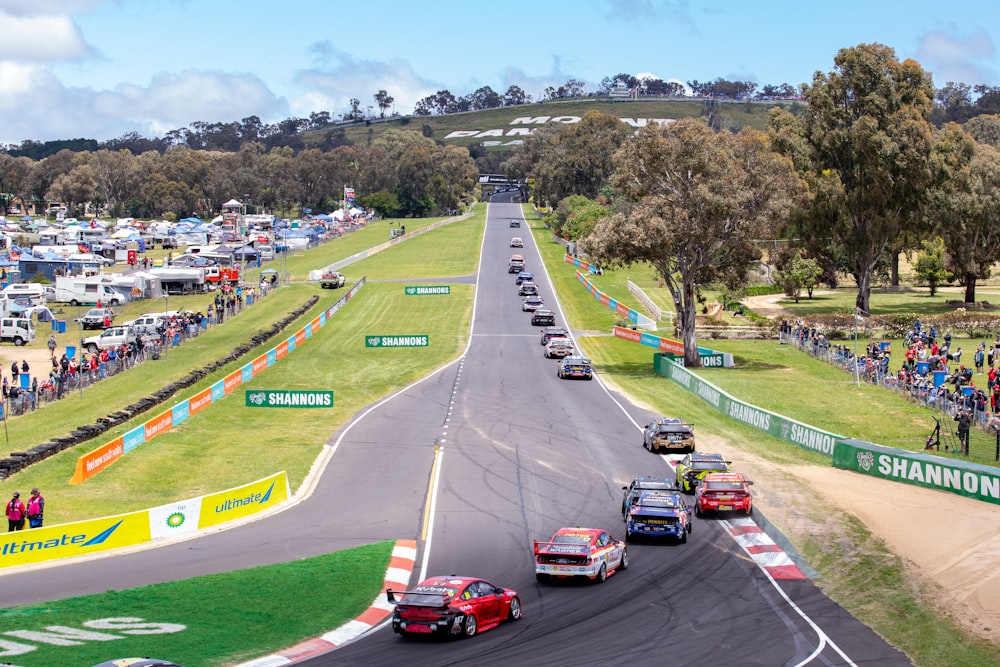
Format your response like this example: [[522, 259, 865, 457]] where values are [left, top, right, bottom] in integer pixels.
[[54, 276, 126, 306]]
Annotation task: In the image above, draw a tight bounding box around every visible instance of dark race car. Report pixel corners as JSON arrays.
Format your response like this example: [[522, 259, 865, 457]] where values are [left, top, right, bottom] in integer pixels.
[[518, 281, 539, 297], [510, 220, 521, 227], [557, 355, 592, 379], [642, 417, 695, 454], [388, 575, 521, 637], [515, 271, 534, 285], [531, 309, 556, 326], [626, 492, 693, 542], [621, 476, 680, 516], [695, 472, 754, 516], [540, 326, 570, 345], [675, 452, 732, 494]]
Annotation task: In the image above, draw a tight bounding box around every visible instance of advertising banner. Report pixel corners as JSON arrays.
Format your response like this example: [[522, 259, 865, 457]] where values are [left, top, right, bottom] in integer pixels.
[[245, 390, 334, 408], [654, 355, 840, 458], [70, 436, 124, 484], [144, 410, 173, 441], [252, 354, 269, 376], [241, 362, 253, 383], [198, 472, 289, 529], [575, 270, 655, 329], [123, 424, 146, 454], [223, 369, 242, 395], [171, 400, 190, 426], [0, 511, 150, 568], [148, 498, 204, 540], [189, 387, 213, 416], [833, 439, 1000, 505]]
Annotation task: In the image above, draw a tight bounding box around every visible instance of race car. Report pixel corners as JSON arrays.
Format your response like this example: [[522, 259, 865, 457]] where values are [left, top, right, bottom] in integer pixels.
[[531, 309, 556, 326], [508, 255, 525, 273], [515, 270, 534, 285], [544, 337, 575, 359], [522, 295, 544, 311], [675, 452, 731, 493], [695, 472, 754, 516], [533, 527, 628, 583], [540, 326, 570, 345], [510, 237, 523, 247], [518, 281, 539, 296], [625, 492, 693, 542], [510, 220, 521, 227], [387, 575, 522, 637], [642, 417, 695, 454], [621, 476, 680, 516], [557, 355, 592, 379]]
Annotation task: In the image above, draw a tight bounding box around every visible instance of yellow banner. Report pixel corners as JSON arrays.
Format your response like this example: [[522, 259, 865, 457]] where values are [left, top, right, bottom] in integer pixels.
[[198, 472, 289, 529], [0, 511, 150, 568]]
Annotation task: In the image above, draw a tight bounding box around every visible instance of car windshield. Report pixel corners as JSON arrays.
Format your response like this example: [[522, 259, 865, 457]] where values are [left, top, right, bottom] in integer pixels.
[[706, 481, 745, 491], [637, 496, 680, 508], [552, 532, 591, 545], [656, 426, 692, 435], [401, 584, 459, 606], [636, 481, 674, 491], [691, 461, 727, 471]]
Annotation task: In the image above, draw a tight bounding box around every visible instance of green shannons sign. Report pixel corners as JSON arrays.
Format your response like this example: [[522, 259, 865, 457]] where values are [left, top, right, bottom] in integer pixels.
[[405, 285, 450, 295], [365, 335, 429, 348], [245, 390, 334, 408]]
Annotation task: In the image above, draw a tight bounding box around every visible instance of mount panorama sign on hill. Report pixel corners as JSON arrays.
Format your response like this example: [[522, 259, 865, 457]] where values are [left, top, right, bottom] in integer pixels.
[[445, 115, 677, 147]]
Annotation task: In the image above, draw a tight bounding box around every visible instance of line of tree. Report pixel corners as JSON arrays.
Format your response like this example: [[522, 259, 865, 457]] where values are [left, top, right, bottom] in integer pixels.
[[0, 129, 477, 220], [506, 43, 1000, 366]]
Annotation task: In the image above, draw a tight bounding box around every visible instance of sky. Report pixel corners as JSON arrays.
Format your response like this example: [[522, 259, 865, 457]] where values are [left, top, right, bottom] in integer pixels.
[[0, 0, 998, 146]]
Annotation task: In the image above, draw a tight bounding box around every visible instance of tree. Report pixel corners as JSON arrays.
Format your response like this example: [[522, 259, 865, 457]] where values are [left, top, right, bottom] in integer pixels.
[[912, 237, 950, 296], [374, 90, 394, 118], [502, 85, 528, 106], [963, 114, 1000, 147], [584, 118, 801, 366], [775, 43, 936, 315], [774, 248, 823, 302]]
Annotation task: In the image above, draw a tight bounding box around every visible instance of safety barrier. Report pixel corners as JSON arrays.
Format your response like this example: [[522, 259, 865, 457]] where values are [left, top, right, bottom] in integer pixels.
[[70, 279, 366, 483], [619, 327, 734, 368], [572, 267, 656, 329], [626, 278, 668, 322], [0, 471, 289, 569]]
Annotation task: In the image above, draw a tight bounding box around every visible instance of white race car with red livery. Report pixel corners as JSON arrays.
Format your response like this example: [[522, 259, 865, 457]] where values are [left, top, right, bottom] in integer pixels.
[[533, 527, 628, 583]]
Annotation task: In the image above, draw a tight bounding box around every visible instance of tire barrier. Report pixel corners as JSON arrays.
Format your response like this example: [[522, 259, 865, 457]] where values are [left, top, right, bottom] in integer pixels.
[[0, 296, 320, 481]]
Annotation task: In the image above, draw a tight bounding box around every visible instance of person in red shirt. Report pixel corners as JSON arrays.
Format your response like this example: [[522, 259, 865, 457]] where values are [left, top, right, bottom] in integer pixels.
[[6, 492, 25, 531]]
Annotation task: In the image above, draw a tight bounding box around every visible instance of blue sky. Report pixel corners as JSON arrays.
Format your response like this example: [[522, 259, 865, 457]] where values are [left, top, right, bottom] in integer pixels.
[[0, 0, 998, 145]]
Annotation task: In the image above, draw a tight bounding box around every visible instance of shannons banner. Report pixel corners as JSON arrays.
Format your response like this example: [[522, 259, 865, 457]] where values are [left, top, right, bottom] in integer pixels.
[[653, 354, 841, 459], [834, 439, 1000, 506]]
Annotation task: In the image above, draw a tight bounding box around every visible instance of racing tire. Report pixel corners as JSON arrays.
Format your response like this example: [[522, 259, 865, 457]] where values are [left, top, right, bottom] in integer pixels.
[[746, 505, 753, 517], [463, 614, 478, 637], [620, 548, 629, 570], [679, 530, 687, 544], [695, 505, 703, 518], [535, 572, 549, 583], [595, 563, 607, 584], [508, 596, 522, 621]]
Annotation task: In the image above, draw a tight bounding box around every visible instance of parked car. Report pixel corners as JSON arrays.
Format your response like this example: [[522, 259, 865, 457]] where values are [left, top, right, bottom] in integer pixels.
[[83, 325, 137, 353], [388, 576, 521, 637], [75, 307, 115, 330]]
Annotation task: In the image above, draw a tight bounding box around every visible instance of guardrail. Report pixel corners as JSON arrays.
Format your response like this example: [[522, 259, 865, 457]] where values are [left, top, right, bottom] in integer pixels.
[[625, 279, 667, 322]]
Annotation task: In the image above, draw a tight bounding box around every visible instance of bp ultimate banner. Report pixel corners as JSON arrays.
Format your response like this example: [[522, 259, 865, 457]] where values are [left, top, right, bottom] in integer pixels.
[[834, 439, 1000, 506], [653, 353, 841, 459]]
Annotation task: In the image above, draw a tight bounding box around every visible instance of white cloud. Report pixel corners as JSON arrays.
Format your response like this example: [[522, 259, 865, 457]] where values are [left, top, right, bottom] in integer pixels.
[[917, 26, 997, 86], [0, 12, 93, 61]]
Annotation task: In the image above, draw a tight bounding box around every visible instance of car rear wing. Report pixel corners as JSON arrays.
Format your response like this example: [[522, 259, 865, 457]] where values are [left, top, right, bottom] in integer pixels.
[[533, 540, 590, 556], [386, 588, 452, 607]]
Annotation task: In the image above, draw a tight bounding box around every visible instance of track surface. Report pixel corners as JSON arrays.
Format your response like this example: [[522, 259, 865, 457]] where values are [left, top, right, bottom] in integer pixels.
[[0, 197, 912, 666]]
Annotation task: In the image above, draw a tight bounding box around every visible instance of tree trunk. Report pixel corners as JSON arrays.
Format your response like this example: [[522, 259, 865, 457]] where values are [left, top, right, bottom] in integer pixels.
[[681, 276, 700, 367], [964, 273, 977, 304], [890, 250, 900, 287], [855, 271, 872, 316]]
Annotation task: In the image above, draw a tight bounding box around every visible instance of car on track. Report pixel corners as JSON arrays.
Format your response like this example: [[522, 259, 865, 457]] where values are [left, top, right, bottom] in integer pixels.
[[510, 237, 523, 247], [533, 527, 628, 583], [621, 476, 680, 516], [522, 295, 544, 311], [539, 326, 570, 345], [508, 255, 525, 273], [531, 309, 556, 327], [676, 452, 731, 494], [75, 307, 116, 330], [695, 472, 753, 516], [518, 281, 539, 296], [387, 575, 522, 637], [544, 337, 575, 359], [642, 417, 695, 454], [625, 492, 693, 542], [557, 355, 592, 379], [510, 220, 521, 227], [515, 270, 534, 285]]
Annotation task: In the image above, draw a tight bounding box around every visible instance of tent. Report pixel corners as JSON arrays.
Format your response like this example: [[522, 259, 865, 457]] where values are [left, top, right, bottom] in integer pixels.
[[179, 217, 202, 224]]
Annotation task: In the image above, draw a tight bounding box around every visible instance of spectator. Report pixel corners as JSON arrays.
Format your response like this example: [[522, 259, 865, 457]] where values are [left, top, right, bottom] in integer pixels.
[[26, 488, 44, 528], [20, 359, 28, 376], [10, 361, 17, 386], [47, 334, 57, 358], [955, 409, 971, 455], [975, 344, 986, 374], [5, 492, 25, 531]]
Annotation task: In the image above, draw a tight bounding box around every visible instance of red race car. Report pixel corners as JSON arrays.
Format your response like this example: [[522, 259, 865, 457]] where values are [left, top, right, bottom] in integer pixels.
[[387, 575, 521, 637], [533, 527, 628, 583], [695, 472, 754, 516]]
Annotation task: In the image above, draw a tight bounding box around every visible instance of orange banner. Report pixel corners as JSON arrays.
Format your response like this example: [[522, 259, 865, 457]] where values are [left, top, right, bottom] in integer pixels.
[[144, 410, 173, 440], [70, 436, 124, 484], [295, 329, 307, 346], [276, 341, 289, 359], [189, 387, 213, 415], [252, 354, 269, 376], [223, 369, 242, 394]]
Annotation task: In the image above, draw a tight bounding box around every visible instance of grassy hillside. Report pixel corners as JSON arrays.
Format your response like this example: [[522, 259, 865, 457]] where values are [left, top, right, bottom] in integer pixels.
[[305, 98, 790, 150]]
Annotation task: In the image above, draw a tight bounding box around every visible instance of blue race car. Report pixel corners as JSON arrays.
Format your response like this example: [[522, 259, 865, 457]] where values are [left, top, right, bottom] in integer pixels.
[[625, 492, 692, 543]]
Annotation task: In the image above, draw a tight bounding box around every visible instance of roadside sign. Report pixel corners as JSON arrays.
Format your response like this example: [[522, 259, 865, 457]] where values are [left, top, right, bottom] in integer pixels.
[[404, 285, 451, 295], [245, 390, 334, 408], [365, 335, 429, 348]]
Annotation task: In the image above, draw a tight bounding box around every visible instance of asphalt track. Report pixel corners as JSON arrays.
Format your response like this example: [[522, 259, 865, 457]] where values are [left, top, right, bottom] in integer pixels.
[[1, 196, 913, 666]]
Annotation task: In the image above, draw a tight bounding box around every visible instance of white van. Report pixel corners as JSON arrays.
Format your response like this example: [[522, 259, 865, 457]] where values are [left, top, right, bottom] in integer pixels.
[[2, 283, 47, 302]]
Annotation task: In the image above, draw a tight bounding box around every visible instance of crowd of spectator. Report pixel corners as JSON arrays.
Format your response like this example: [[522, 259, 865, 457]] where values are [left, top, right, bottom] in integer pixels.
[[782, 317, 1000, 451]]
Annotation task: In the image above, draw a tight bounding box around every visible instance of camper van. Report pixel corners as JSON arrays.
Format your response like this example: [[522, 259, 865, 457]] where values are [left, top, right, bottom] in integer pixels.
[[59, 226, 107, 246], [1, 283, 47, 304], [54, 276, 125, 306]]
